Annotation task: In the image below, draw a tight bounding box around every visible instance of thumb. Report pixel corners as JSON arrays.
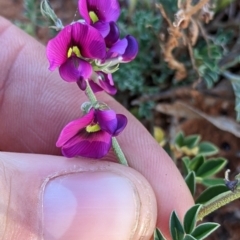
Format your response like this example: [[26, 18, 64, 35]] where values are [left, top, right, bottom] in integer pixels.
[[0, 152, 157, 240]]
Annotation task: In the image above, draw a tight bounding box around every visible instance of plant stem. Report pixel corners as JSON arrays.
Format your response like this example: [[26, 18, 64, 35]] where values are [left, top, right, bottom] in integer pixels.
[[85, 81, 97, 104], [222, 70, 240, 82], [85, 81, 128, 166], [197, 188, 240, 221], [112, 137, 128, 166]]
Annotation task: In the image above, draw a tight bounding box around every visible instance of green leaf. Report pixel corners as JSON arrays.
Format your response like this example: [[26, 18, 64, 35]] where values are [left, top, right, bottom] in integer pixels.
[[184, 135, 201, 149], [182, 157, 190, 175], [228, 72, 240, 121], [204, 62, 218, 72], [185, 171, 196, 196], [188, 155, 205, 172], [183, 235, 197, 240], [170, 211, 185, 240], [154, 228, 166, 240], [191, 223, 220, 239], [204, 74, 214, 88], [201, 178, 225, 187], [196, 158, 227, 178], [183, 204, 202, 234], [175, 132, 185, 147], [195, 184, 229, 204], [210, 47, 222, 59], [198, 142, 219, 156]]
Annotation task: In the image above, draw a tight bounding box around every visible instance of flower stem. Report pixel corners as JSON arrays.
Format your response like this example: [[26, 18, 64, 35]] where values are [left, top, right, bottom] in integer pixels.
[[85, 81, 97, 104], [112, 137, 129, 166], [85, 81, 129, 166], [197, 188, 240, 221]]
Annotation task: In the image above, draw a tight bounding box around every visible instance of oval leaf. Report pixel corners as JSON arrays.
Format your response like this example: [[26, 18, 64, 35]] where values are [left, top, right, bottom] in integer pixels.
[[191, 223, 220, 239], [201, 178, 225, 187], [170, 211, 185, 240], [175, 132, 185, 147], [183, 235, 197, 240], [198, 142, 219, 156], [196, 158, 227, 178], [184, 204, 202, 234], [185, 171, 196, 196], [195, 184, 229, 204], [182, 157, 190, 175], [184, 135, 201, 148], [188, 155, 205, 172], [154, 228, 166, 240]]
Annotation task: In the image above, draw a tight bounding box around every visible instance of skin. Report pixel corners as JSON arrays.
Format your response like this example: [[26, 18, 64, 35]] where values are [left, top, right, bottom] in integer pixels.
[[0, 16, 194, 240]]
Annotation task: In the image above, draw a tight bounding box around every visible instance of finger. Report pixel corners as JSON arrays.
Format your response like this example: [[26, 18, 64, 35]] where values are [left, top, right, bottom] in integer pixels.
[[0, 17, 194, 237], [0, 152, 157, 240]]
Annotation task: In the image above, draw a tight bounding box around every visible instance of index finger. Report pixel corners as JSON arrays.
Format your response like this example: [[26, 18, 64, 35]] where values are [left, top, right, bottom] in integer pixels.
[[0, 17, 193, 238]]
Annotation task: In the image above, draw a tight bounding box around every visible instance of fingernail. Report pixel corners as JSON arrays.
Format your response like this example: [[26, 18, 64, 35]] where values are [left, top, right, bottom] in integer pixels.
[[43, 171, 139, 240]]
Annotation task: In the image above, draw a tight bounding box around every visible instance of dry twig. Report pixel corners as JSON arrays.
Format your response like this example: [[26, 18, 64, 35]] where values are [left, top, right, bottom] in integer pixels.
[[157, 0, 215, 81]]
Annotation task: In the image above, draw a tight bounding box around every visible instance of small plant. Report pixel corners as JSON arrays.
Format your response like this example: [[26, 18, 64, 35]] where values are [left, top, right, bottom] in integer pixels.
[[154, 205, 220, 240], [173, 131, 219, 158]]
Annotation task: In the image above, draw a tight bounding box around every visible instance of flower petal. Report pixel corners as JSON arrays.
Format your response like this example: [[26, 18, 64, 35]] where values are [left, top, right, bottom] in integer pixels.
[[56, 109, 94, 147], [89, 73, 117, 95], [78, 0, 91, 24], [77, 77, 87, 91], [121, 35, 138, 62], [79, 0, 120, 24], [89, 80, 103, 93], [113, 114, 127, 136], [46, 24, 72, 70], [98, 73, 117, 95], [96, 109, 118, 134], [92, 21, 110, 38], [59, 57, 92, 82], [107, 35, 138, 62], [105, 22, 120, 48], [71, 22, 106, 59], [107, 38, 128, 59], [61, 130, 112, 158]]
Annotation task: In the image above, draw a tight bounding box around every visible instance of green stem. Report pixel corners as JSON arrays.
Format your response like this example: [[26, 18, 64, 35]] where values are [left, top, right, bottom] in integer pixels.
[[197, 188, 240, 221], [222, 70, 240, 82], [85, 81, 97, 104], [85, 81, 128, 166], [112, 137, 128, 166]]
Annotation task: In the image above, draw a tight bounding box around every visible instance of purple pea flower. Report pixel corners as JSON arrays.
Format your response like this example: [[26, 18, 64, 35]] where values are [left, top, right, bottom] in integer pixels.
[[79, 0, 120, 47], [89, 72, 117, 95], [46, 22, 106, 86], [56, 108, 127, 158], [79, 0, 120, 25], [107, 35, 139, 62]]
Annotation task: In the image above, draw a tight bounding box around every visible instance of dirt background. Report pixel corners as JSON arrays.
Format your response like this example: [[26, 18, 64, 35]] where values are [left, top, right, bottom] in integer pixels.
[[1, 0, 240, 239]]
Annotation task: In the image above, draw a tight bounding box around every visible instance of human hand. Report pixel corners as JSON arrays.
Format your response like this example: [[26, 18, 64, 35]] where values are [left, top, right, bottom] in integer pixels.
[[0, 17, 193, 240]]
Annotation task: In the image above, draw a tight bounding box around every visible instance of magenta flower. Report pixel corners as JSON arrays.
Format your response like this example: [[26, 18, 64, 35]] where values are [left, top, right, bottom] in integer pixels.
[[46, 22, 106, 85], [104, 22, 120, 48], [56, 108, 127, 158], [107, 35, 139, 62], [94, 21, 120, 48], [79, 0, 120, 47], [79, 0, 120, 25], [89, 72, 117, 95]]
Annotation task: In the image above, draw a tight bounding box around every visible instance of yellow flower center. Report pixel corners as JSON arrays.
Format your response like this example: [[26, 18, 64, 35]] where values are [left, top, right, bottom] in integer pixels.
[[67, 46, 81, 58], [89, 11, 99, 23], [86, 123, 101, 133]]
